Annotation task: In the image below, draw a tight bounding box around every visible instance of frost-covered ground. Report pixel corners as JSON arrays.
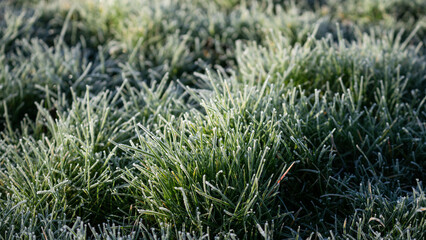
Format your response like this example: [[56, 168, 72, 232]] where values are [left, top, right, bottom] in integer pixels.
[[0, 0, 425, 239]]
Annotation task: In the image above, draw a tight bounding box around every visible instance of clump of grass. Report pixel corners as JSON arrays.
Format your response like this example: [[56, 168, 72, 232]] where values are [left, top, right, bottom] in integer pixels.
[[0, 90, 125, 231], [0, 75, 188, 235], [0, 37, 117, 130], [340, 180, 426, 239], [118, 75, 292, 238], [234, 29, 425, 236], [236, 28, 425, 103]]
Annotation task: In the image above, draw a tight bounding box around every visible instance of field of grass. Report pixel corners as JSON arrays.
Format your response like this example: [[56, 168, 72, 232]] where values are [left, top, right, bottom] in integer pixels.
[[0, 0, 425, 239]]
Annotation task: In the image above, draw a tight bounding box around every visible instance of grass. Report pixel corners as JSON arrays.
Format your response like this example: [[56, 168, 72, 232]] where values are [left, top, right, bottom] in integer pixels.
[[0, 0, 425, 239]]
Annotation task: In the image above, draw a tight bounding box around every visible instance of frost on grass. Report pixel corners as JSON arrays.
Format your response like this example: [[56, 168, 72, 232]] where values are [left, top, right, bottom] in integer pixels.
[[0, 0, 425, 239]]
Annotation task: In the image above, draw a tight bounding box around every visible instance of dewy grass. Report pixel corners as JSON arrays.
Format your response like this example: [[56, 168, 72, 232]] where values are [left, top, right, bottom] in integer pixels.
[[0, 0, 425, 239]]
